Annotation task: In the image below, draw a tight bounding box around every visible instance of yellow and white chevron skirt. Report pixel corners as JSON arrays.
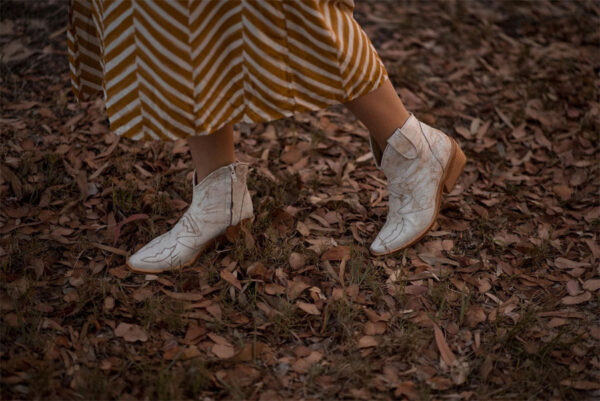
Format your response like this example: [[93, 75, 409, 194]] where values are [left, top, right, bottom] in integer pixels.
[[67, 0, 389, 140]]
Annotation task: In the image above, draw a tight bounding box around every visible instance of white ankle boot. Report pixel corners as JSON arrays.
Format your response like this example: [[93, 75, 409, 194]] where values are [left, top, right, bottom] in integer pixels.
[[126, 162, 254, 273], [369, 113, 466, 256]]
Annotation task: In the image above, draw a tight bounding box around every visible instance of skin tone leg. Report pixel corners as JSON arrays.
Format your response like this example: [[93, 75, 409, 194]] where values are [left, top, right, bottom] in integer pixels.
[[344, 79, 411, 151], [187, 79, 407, 182], [187, 124, 236, 183]]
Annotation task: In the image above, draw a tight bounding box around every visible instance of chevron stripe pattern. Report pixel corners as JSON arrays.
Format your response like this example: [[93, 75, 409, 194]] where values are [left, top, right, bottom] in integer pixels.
[[68, 0, 389, 140]]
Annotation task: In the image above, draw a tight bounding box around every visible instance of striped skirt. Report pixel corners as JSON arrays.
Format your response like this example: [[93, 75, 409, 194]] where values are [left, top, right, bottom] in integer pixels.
[[67, 0, 389, 140]]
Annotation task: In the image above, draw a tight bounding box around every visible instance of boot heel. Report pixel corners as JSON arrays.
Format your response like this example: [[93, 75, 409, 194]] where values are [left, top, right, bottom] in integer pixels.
[[443, 140, 467, 193]]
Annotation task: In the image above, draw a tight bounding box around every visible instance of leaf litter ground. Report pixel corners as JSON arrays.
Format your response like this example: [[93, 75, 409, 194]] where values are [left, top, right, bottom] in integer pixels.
[[1, 1, 599, 400]]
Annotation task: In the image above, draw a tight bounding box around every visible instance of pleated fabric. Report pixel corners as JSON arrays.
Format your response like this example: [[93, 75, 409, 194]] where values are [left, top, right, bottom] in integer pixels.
[[67, 0, 389, 140]]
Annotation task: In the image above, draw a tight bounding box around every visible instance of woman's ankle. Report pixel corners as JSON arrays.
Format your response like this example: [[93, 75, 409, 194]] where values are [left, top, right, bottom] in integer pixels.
[[188, 125, 236, 183], [344, 80, 411, 151]]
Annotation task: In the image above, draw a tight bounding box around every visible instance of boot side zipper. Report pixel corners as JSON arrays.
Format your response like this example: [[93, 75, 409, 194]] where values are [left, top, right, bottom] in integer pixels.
[[229, 164, 236, 226]]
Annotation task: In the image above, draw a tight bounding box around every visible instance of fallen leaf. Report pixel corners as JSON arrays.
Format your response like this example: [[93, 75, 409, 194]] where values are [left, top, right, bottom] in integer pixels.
[[320, 245, 350, 261], [465, 305, 487, 327], [1, 40, 34, 63], [281, 145, 303, 165], [565, 280, 582, 296], [296, 301, 320, 315], [287, 277, 310, 300], [394, 381, 419, 400], [454, 125, 472, 139], [246, 261, 268, 277], [548, 318, 567, 328], [161, 288, 203, 301], [132, 287, 154, 302], [183, 345, 202, 359], [232, 341, 270, 362], [212, 343, 235, 359], [433, 324, 456, 365], [358, 335, 378, 348], [206, 303, 222, 320], [561, 292, 591, 305], [364, 321, 386, 335], [560, 380, 600, 390], [184, 324, 206, 343], [220, 269, 242, 291], [292, 351, 323, 373], [103, 296, 115, 311], [114, 323, 148, 342], [289, 252, 306, 269], [553, 185, 572, 201], [582, 279, 600, 292], [426, 376, 453, 390]]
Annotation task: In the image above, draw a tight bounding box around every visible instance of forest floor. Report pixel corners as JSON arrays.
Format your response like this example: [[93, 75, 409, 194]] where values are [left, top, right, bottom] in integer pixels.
[[1, 1, 599, 400]]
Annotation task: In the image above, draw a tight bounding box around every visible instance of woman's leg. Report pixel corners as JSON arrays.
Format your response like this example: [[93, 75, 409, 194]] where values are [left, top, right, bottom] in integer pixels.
[[188, 124, 236, 182], [344, 79, 410, 151]]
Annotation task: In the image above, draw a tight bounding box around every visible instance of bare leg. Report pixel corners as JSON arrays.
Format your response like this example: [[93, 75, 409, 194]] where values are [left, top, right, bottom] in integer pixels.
[[344, 79, 411, 151], [187, 124, 235, 182]]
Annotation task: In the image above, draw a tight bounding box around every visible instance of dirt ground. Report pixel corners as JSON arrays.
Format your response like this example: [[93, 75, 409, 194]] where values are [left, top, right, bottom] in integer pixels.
[[1, 1, 599, 400]]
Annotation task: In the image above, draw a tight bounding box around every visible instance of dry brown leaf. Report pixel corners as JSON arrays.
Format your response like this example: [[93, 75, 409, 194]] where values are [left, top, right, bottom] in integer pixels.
[[103, 296, 115, 311], [132, 287, 154, 302], [281, 145, 303, 165], [212, 343, 235, 359], [292, 351, 322, 373], [320, 245, 351, 261], [561, 291, 591, 305], [565, 280, 582, 296], [183, 345, 202, 360], [433, 324, 456, 366], [394, 381, 419, 400], [364, 321, 386, 335], [358, 335, 378, 348], [246, 261, 268, 277], [296, 301, 320, 315], [231, 341, 270, 362], [296, 221, 310, 236], [559, 380, 600, 390], [289, 252, 306, 269], [114, 323, 148, 343], [184, 324, 206, 343], [206, 303, 222, 320], [454, 125, 472, 139], [287, 277, 310, 300], [161, 288, 203, 301], [465, 305, 487, 327], [552, 185, 572, 201], [265, 283, 285, 295], [554, 257, 589, 269], [426, 376, 453, 390], [220, 269, 242, 291], [547, 318, 568, 328], [582, 279, 600, 292]]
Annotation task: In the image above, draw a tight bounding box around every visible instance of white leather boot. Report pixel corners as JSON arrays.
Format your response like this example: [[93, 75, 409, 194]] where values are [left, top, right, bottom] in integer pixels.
[[369, 113, 466, 256], [126, 162, 254, 273]]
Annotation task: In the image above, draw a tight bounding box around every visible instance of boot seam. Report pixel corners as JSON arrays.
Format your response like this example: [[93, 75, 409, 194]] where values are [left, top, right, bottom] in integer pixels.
[[229, 165, 234, 226], [419, 121, 444, 172]]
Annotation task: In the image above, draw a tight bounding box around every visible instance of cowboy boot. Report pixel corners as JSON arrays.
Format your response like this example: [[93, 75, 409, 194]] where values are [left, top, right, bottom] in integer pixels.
[[369, 113, 466, 256], [126, 162, 253, 273]]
